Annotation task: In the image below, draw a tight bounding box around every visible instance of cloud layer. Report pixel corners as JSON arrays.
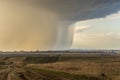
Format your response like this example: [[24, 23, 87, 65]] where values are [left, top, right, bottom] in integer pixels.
[[34, 0, 120, 21]]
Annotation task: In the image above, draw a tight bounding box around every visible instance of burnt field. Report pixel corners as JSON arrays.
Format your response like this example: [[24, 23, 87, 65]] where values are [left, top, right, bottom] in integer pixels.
[[0, 52, 120, 80]]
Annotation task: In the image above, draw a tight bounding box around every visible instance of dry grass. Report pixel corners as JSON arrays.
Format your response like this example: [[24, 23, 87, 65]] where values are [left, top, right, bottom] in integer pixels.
[[0, 56, 120, 80], [27, 59, 120, 80]]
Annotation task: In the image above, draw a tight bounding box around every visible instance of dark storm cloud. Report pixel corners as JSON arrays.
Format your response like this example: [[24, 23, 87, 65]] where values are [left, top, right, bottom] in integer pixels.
[[33, 0, 120, 21]]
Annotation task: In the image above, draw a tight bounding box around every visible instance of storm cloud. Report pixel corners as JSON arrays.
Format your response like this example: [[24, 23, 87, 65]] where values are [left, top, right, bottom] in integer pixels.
[[0, 0, 120, 51], [33, 0, 120, 21]]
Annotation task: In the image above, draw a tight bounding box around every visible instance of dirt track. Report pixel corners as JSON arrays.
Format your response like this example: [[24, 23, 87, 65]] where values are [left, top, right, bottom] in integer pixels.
[[0, 63, 69, 80]]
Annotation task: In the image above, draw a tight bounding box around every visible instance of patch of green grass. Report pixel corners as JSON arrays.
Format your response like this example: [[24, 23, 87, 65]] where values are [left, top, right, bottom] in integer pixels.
[[0, 62, 6, 65], [25, 56, 60, 64], [27, 67, 104, 80]]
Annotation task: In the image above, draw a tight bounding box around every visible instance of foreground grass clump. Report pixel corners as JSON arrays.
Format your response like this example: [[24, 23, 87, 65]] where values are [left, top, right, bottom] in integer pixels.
[[28, 67, 104, 80]]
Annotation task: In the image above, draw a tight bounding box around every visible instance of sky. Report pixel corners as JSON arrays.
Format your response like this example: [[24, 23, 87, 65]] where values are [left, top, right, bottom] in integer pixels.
[[0, 0, 120, 51], [72, 11, 120, 49]]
